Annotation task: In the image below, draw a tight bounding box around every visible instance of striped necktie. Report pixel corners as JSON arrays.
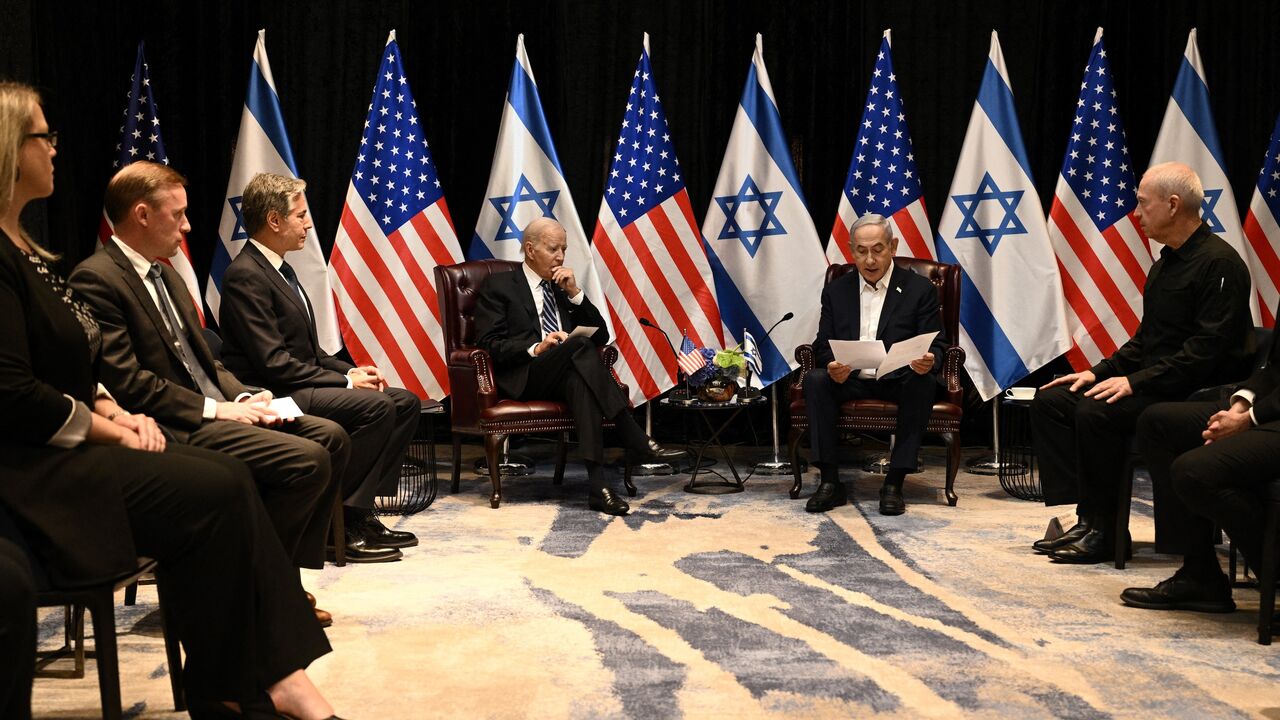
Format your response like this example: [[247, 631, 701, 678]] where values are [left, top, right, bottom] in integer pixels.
[[539, 279, 560, 336]]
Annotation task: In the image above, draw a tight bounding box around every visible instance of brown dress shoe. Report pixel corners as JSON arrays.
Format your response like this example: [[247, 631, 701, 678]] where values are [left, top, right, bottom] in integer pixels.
[[314, 606, 333, 628], [305, 591, 317, 608]]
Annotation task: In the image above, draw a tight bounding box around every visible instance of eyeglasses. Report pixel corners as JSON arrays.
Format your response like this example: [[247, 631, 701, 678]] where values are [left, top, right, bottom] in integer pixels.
[[25, 131, 58, 148]]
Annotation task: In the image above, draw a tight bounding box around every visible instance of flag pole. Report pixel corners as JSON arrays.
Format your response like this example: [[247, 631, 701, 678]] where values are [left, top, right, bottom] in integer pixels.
[[751, 384, 800, 475]]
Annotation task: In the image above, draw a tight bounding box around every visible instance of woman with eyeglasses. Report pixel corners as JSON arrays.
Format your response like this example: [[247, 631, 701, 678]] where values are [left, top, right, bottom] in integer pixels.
[[0, 81, 344, 720]]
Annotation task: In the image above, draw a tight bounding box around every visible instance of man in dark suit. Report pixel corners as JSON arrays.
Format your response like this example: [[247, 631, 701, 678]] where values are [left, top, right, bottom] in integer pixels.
[[69, 162, 350, 589], [804, 213, 948, 516], [1120, 326, 1280, 612], [473, 218, 681, 516], [1030, 162, 1252, 564], [218, 172, 418, 562]]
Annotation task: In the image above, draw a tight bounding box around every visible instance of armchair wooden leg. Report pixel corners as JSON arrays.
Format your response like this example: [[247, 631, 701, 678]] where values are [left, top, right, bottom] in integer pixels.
[[88, 591, 123, 720], [450, 435, 463, 493], [623, 458, 637, 497], [944, 432, 960, 507], [553, 433, 567, 485], [788, 429, 804, 499], [484, 434, 506, 508], [123, 581, 138, 606]]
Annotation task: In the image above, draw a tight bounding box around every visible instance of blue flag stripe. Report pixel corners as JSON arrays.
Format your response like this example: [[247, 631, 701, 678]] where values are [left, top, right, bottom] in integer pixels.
[[467, 232, 495, 260], [975, 61, 1034, 182], [933, 236, 1031, 386], [740, 63, 809, 208], [209, 241, 231, 294], [508, 61, 565, 175], [1170, 57, 1228, 171], [244, 61, 300, 175], [702, 240, 790, 385]]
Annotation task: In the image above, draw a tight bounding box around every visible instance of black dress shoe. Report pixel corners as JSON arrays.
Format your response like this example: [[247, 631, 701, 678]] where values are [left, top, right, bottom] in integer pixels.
[[352, 512, 418, 549], [327, 529, 403, 563], [1048, 528, 1129, 564], [805, 482, 848, 513], [1032, 517, 1094, 554], [1120, 569, 1236, 613], [631, 438, 685, 462], [878, 485, 905, 516], [588, 488, 630, 516]]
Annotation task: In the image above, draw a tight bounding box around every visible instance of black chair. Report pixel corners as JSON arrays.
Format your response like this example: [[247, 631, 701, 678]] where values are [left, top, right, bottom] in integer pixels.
[[1257, 479, 1280, 645], [0, 505, 184, 718], [1114, 327, 1274, 569]]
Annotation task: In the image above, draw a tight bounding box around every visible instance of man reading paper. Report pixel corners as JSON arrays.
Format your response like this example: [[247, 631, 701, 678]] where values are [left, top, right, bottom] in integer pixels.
[[803, 214, 948, 516]]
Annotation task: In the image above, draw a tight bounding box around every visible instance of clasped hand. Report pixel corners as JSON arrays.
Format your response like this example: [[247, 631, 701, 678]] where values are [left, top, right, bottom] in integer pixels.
[[215, 390, 282, 426]]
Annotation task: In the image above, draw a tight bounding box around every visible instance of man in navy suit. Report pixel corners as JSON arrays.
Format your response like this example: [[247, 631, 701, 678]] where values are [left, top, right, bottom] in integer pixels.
[[472, 218, 680, 516], [804, 214, 947, 515], [219, 172, 418, 563]]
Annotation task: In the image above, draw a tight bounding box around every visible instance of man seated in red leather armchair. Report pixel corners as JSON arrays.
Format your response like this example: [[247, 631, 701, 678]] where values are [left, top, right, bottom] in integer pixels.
[[804, 214, 947, 516], [472, 218, 681, 516]]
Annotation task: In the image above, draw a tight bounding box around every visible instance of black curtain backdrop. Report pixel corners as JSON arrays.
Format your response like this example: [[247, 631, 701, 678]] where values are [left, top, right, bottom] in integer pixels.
[[4, 0, 1279, 314]]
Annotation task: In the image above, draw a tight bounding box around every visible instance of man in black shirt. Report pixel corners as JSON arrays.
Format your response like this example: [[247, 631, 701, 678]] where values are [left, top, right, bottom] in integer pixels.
[[1029, 162, 1252, 564]]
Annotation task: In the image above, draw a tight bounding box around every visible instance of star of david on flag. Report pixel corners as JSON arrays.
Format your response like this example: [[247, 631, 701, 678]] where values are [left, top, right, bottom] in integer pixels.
[[935, 31, 1069, 400], [1243, 109, 1280, 327], [829, 29, 934, 263], [210, 30, 341, 352], [99, 42, 205, 325], [1046, 28, 1152, 371], [329, 30, 465, 400], [714, 175, 786, 257], [701, 34, 827, 388], [1149, 28, 1261, 323], [950, 173, 1026, 255], [471, 34, 609, 337], [590, 33, 723, 405]]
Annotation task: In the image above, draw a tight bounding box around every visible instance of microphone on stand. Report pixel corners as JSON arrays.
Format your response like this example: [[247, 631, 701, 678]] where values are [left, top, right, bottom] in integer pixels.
[[639, 317, 692, 402], [741, 311, 795, 398]]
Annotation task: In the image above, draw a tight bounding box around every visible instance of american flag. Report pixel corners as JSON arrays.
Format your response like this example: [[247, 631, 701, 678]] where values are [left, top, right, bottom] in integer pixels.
[[99, 42, 204, 324], [676, 332, 706, 377], [591, 33, 723, 405], [829, 30, 933, 264], [329, 31, 464, 399], [1046, 28, 1151, 370], [1242, 112, 1280, 327]]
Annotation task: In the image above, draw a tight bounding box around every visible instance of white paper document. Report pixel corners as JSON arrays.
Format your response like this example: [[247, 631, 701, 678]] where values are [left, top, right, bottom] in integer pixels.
[[829, 331, 938, 379], [567, 325, 598, 339], [267, 396, 305, 420]]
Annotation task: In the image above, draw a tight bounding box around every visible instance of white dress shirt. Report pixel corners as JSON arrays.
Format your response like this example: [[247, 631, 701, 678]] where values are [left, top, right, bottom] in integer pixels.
[[856, 263, 893, 379]]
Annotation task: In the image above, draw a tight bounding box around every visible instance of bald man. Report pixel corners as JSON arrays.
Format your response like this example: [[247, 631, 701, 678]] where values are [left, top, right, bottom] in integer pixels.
[[1029, 162, 1252, 564]]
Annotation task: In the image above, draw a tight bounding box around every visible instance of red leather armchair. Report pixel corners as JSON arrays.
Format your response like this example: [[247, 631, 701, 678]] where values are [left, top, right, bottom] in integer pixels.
[[434, 259, 634, 508], [787, 257, 965, 505]]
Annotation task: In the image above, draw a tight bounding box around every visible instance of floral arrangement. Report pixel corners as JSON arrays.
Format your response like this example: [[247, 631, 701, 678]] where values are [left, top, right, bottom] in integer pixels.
[[687, 346, 747, 387]]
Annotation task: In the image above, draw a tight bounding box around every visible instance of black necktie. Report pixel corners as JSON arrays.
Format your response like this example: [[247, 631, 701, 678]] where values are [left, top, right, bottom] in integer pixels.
[[279, 261, 313, 326], [147, 264, 225, 401]]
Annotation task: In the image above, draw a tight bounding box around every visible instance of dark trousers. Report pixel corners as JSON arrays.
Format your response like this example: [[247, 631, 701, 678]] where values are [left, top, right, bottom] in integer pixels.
[[185, 416, 348, 569], [518, 336, 632, 489], [1030, 385, 1171, 516], [296, 386, 420, 508], [1138, 400, 1280, 565], [0, 539, 34, 720], [804, 368, 937, 473], [120, 444, 329, 702]]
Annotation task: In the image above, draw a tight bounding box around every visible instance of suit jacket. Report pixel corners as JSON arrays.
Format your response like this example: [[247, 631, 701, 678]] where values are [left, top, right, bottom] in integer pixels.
[[218, 241, 352, 399], [69, 241, 248, 440], [0, 235, 136, 586], [1242, 329, 1280, 425], [473, 268, 609, 398], [811, 264, 948, 382]]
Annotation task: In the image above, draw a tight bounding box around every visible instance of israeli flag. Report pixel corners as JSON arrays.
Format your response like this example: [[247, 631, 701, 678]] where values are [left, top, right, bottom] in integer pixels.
[[470, 34, 609, 334], [209, 30, 341, 353], [935, 32, 1070, 401], [701, 34, 827, 388], [1149, 28, 1261, 324]]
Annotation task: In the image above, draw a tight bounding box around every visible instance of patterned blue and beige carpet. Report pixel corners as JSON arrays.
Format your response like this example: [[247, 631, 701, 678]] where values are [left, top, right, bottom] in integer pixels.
[[31, 443, 1280, 718]]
